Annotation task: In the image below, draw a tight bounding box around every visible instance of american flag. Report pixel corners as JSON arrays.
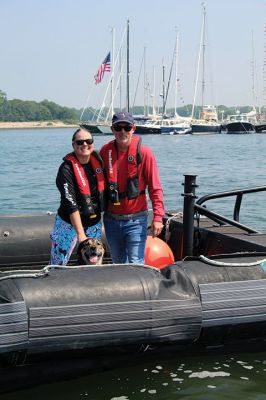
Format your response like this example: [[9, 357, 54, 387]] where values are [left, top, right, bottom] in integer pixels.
[[94, 52, 111, 85]]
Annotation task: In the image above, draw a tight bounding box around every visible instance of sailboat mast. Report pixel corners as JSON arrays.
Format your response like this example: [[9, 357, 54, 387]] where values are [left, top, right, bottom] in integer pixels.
[[191, 2, 205, 120], [152, 66, 157, 117], [126, 19, 130, 112], [119, 48, 122, 109], [174, 29, 179, 117], [201, 3, 206, 111], [162, 64, 165, 116], [251, 30, 256, 110], [263, 14, 266, 118], [110, 27, 115, 117], [143, 47, 147, 116], [163, 34, 177, 117]]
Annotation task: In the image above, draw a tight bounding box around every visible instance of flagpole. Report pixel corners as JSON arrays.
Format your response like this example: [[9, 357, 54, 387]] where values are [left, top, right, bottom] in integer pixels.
[[105, 24, 127, 121], [110, 27, 115, 117], [143, 46, 146, 116], [174, 28, 178, 118]]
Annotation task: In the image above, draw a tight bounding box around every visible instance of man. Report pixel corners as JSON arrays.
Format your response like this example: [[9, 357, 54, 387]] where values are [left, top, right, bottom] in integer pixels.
[[100, 112, 165, 264]]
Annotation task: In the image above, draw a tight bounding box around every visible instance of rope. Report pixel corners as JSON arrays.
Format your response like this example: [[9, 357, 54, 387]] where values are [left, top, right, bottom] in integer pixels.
[[0, 269, 49, 281], [199, 254, 266, 267], [164, 212, 183, 242], [0, 264, 85, 281], [0, 263, 161, 282]]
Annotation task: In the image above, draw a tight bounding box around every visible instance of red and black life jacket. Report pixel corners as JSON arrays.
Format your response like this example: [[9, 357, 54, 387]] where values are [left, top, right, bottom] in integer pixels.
[[101, 136, 145, 204], [64, 151, 105, 218]]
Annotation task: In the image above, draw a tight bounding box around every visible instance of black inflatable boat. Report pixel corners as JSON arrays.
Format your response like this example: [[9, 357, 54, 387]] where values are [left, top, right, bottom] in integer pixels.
[[1, 175, 266, 392]]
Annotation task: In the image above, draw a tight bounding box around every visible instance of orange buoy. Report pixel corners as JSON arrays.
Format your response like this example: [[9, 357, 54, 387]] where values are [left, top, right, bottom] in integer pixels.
[[144, 235, 175, 269]]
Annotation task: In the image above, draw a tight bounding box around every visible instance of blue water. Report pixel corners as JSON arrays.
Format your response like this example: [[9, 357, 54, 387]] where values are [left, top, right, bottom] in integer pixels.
[[1, 128, 266, 398], [1, 128, 266, 231]]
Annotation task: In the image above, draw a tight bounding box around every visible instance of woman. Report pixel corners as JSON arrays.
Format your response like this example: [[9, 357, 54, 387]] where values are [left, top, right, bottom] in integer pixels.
[[50, 128, 105, 265]]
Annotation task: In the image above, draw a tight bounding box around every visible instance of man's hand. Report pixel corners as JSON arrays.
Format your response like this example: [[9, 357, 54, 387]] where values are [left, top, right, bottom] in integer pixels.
[[150, 221, 163, 237]]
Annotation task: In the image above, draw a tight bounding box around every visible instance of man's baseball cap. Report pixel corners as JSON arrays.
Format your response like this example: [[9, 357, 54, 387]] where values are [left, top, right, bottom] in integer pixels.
[[112, 112, 134, 125]]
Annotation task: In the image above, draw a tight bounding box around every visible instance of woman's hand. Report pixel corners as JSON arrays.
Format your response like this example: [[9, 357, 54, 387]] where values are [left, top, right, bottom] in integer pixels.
[[77, 232, 88, 243]]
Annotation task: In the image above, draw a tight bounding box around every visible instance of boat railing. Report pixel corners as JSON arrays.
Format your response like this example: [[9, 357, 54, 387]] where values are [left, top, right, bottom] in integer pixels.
[[195, 185, 266, 233], [182, 175, 266, 257]]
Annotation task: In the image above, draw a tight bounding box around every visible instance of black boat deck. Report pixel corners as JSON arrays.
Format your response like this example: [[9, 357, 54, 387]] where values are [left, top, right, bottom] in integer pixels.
[[199, 218, 266, 246], [163, 213, 266, 261]]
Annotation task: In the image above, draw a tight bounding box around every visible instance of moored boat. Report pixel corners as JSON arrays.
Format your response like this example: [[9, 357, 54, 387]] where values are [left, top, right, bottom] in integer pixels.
[[160, 120, 192, 135], [191, 105, 221, 134], [190, 120, 221, 134], [134, 118, 161, 134], [255, 122, 266, 133], [190, 5, 221, 135], [222, 113, 256, 134], [80, 121, 112, 135], [135, 116, 192, 135]]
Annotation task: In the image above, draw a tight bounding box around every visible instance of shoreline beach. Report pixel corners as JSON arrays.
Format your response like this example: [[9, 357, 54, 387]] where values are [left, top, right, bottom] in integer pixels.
[[0, 121, 78, 130]]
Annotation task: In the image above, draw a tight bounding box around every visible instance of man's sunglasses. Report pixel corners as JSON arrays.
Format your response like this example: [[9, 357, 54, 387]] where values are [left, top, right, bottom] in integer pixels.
[[112, 124, 133, 132], [73, 139, 94, 145]]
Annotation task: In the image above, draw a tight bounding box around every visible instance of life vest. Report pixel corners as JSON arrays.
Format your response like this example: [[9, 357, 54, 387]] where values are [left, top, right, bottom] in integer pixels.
[[101, 136, 145, 204], [64, 151, 105, 218]]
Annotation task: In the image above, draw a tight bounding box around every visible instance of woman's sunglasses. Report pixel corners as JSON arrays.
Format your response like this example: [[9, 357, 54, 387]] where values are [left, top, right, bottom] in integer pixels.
[[73, 138, 94, 145], [112, 124, 133, 132]]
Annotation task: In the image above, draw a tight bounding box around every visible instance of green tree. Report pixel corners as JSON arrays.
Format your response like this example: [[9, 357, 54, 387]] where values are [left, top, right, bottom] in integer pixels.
[[0, 90, 7, 107]]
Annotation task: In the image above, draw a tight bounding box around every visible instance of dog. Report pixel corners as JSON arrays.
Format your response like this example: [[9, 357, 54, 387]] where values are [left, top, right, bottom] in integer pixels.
[[77, 238, 105, 266]]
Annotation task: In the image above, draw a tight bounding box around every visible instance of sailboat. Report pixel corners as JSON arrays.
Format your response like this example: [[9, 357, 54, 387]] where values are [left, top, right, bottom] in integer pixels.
[[135, 32, 192, 135], [160, 31, 192, 135], [190, 4, 221, 134], [222, 32, 258, 134]]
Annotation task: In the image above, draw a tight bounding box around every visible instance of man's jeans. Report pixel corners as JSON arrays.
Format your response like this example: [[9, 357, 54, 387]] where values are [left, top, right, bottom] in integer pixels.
[[103, 212, 148, 264]]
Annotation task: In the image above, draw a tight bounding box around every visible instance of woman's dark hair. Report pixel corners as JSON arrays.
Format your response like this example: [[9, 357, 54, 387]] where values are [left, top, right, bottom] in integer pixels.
[[72, 128, 92, 142], [72, 128, 81, 142]]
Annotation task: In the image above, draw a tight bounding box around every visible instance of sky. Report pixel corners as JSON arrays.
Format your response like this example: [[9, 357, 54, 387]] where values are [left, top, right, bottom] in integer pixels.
[[0, 0, 265, 111]]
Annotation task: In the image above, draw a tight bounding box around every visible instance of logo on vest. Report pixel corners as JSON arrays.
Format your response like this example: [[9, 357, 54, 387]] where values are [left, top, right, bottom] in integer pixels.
[[95, 167, 102, 174], [64, 183, 76, 206], [75, 163, 86, 187], [128, 155, 134, 162]]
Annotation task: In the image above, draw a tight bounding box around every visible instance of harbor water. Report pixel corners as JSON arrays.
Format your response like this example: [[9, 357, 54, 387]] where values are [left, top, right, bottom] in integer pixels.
[[0, 128, 266, 399]]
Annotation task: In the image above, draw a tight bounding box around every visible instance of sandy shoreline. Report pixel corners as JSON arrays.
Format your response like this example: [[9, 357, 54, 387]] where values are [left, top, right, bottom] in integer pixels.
[[0, 121, 79, 130]]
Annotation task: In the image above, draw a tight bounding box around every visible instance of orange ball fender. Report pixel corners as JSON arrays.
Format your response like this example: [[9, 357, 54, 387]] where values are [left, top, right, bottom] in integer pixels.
[[144, 235, 175, 269]]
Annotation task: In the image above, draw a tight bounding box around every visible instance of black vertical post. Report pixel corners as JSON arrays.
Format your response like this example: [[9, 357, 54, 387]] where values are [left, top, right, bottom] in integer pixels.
[[182, 175, 198, 257]]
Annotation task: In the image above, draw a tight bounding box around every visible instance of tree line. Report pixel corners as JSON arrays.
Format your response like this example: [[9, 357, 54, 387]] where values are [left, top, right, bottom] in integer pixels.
[[0, 90, 80, 122], [0, 90, 258, 122]]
